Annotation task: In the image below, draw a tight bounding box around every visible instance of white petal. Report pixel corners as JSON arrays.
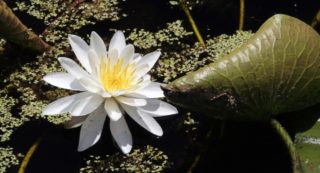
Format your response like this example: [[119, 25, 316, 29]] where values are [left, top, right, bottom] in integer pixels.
[[134, 64, 149, 79], [110, 116, 132, 154], [64, 115, 88, 129], [42, 92, 90, 115], [68, 35, 91, 73], [109, 90, 127, 97], [78, 76, 103, 94], [134, 74, 151, 90], [121, 104, 163, 136], [120, 44, 134, 65], [126, 82, 164, 98], [116, 96, 147, 107], [104, 98, 122, 121], [133, 53, 141, 60], [78, 105, 107, 151], [120, 75, 151, 96], [101, 91, 111, 98], [88, 49, 101, 77], [134, 51, 161, 79], [137, 51, 161, 72], [58, 57, 90, 79], [90, 31, 107, 60], [78, 77, 111, 97], [139, 99, 178, 117], [106, 49, 119, 66], [43, 72, 86, 91], [70, 93, 104, 116], [141, 74, 151, 83], [108, 31, 126, 53]]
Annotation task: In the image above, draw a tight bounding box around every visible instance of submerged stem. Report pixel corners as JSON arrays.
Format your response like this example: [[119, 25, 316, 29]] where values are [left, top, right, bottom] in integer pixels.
[[18, 135, 43, 173], [239, 0, 245, 30], [179, 0, 206, 47], [270, 119, 302, 173]]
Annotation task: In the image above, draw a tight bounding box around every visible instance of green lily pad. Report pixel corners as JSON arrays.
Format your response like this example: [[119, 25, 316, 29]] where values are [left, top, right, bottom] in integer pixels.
[[296, 122, 320, 173], [298, 123, 320, 138], [165, 14, 320, 121]]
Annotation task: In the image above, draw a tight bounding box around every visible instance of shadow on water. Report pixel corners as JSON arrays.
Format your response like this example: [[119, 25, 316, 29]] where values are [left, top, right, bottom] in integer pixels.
[[7, 109, 215, 173], [7, 120, 80, 173], [2, 0, 320, 172], [191, 0, 320, 35], [194, 121, 291, 173], [7, 112, 294, 173]]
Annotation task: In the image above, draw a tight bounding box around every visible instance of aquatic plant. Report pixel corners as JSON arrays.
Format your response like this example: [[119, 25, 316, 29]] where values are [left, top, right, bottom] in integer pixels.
[[165, 14, 320, 121], [154, 30, 253, 83], [0, 0, 318, 172], [165, 14, 320, 173], [80, 145, 170, 173], [295, 121, 320, 173], [42, 31, 178, 153], [0, 95, 22, 142], [0, 147, 23, 173], [127, 20, 193, 50]]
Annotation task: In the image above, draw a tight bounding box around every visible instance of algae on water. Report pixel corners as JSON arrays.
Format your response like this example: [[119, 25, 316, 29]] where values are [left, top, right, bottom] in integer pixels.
[[80, 145, 170, 173], [0, 147, 23, 173], [0, 0, 258, 172]]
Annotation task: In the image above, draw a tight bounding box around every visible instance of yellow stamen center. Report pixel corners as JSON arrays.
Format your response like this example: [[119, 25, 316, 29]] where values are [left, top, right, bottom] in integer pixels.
[[100, 58, 137, 93]]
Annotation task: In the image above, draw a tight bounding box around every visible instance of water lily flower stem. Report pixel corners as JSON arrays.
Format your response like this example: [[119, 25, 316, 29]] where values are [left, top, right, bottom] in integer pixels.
[[179, 0, 206, 48], [18, 135, 43, 173], [270, 119, 302, 173], [239, 0, 245, 30]]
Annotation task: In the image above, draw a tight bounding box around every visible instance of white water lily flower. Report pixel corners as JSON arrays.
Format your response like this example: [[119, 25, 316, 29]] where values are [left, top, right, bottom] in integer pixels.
[[42, 31, 178, 154]]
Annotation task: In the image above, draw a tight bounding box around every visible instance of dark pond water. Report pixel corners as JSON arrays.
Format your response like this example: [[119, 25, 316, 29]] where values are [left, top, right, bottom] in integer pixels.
[[2, 0, 320, 173]]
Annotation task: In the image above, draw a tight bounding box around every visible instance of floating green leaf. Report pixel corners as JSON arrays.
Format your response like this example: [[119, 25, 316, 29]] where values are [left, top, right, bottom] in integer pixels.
[[165, 14, 320, 121], [296, 122, 320, 173]]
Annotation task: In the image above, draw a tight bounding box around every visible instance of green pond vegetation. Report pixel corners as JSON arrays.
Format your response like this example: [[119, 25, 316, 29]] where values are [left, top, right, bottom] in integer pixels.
[[0, 0, 320, 173], [0, 0, 253, 172]]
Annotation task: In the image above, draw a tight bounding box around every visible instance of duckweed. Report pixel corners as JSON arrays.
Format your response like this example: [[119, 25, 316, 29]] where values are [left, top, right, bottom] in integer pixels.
[[0, 95, 23, 142], [153, 30, 253, 82], [1, 1, 255, 172], [0, 147, 23, 173], [80, 145, 170, 173], [169, 0, 203, 10], [127, 20, 193, 50], [0, 0, 127, 144], [0, 39, 6, 53], [15, 0, 123, 44]]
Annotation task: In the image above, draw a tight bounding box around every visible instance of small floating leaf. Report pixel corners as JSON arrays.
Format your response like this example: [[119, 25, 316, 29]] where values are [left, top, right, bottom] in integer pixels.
[[296, 122, 320, 173], [0, 0, 50, 52], [165, 14, 320, 121]]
